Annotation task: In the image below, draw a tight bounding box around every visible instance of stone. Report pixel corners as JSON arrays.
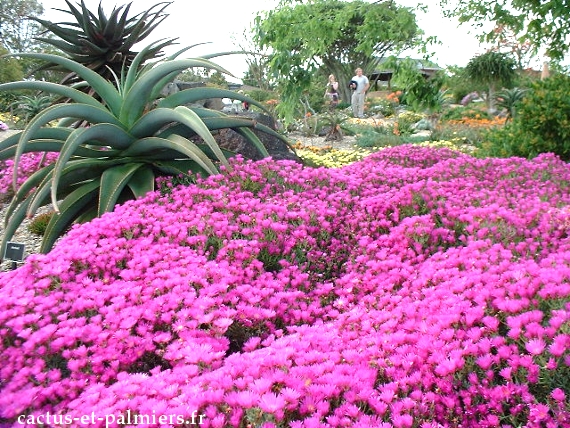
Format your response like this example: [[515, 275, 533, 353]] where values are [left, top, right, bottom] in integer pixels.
[[201, 112, 301, 163]]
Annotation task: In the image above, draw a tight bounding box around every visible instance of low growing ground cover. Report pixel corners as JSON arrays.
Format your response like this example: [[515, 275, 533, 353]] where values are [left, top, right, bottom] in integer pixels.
[[1, 146, 569, 427]]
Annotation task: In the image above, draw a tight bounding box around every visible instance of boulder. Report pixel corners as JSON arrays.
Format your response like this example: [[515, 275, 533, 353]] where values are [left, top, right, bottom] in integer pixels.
[[205, 112, 301, 163]]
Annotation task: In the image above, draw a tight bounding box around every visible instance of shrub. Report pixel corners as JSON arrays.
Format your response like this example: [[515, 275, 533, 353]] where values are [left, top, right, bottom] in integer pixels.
[[432, 121, 490, 148], [246, 89, 279, 103], [395, 110, 424, 136], [514, 74, 570, 160], [480, 74, 570, 160]]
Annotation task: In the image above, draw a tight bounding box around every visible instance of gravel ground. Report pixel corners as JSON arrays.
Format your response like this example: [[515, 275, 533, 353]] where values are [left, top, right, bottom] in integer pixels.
[[0, 203, 45, 272], [287, 131, 359, 151]]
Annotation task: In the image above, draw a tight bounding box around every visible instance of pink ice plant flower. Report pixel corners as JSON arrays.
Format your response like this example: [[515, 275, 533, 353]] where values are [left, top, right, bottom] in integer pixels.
[[0, 146, 569, 427]]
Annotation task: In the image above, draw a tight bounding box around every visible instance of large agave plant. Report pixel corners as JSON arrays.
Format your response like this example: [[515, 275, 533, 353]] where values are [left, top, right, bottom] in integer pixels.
[[31, 0, 174, 87], [0, 44, 287, 256]]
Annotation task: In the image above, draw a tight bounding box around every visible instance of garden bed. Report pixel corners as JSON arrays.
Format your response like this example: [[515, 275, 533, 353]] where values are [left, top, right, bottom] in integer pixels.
[[1, 146, 569, 427]]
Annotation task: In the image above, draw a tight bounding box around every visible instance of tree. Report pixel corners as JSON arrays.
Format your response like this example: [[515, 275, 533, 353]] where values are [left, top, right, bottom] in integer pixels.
[[0, 0, 44, 53], [440, 0, 570, 62], [0, 46, 23, 111], [235, 30, 274, 91], [464, 51, 516, 113], [488, 25, 533, 70], [254, 0, 422, 122], [0, 47, 22, 82]]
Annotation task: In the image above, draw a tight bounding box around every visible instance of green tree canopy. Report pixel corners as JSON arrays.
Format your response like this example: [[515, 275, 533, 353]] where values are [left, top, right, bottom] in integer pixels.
[[441, 0, 570, 61], [254, 0, 422, 122], [465, 51, 517, 112], [0, 46, 23, 83], [0, 0, 44, 52]]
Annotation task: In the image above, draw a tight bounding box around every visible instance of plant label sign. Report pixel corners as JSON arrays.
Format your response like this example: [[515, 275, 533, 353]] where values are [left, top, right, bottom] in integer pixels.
[[4, 242, 25, 262]]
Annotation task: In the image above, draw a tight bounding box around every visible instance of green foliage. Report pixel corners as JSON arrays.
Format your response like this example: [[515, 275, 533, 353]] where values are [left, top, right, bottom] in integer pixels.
[[10, 94, 54, 125], [440, 106, 491, 122], [254, 0, 422, 124], [320, 111, 353, 141], [207, 71, 229, 88], [432, 121, 489, 148], [441, 0, 570, 61], [0, 0, 44, 52], [0, 46, 23, 112], [386, 57, 448, 114], [30, 0, 175, 88], [0, 47, 283, 257], [245, 89, 278, 103], [465, 52, 517, 87], [396, 110, 424, 136], [366, 97, 395, 117], [27, 211, 55, 236], [444, 65, 477, 104], [355, 125, 402, 148], [479, 74, 570, 160], [476, 122, 526, 158], [513, 74, 570, 159], [464, 51, 517, 111], [0, 47, 23, 83], [495, 87, 527, 123]]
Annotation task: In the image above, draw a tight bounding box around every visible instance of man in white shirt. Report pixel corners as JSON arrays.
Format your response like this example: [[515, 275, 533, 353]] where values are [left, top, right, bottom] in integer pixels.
[[350, 68, 370, 118]]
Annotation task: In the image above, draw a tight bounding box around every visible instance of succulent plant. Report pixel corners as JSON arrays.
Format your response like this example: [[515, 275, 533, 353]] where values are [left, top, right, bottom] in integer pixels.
[[9, 94, 54, 125], [31, 0, 175, 88], [0, 45, 288, 256]]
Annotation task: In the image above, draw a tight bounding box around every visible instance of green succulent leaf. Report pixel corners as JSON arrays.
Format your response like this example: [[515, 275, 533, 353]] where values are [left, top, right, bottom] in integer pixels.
[[121, 135, 219, 175], [3, 52, 122, 114], [27, 159, 126, 217], [127, 166, 156, 198], [121, 58, 232, 125], [173, 106, 230, 169], [41, 179, 101, 254], [153, 159, 210, 178], [98, 162, 145, 215], [3, 165, 56, 228], [0, 81, 107, 109], [50, 124, 134, 211], [14, 104, 123, 181], [157, 87, 267, 113]]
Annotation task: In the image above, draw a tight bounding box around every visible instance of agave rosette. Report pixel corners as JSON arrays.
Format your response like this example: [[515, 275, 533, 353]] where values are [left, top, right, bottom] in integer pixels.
[[31, 0, 175, 85], [0, 44, 286, 256]]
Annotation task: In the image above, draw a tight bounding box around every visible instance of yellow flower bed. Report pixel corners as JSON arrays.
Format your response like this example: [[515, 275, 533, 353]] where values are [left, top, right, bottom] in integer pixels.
[[296, 146, 375, 168], [295, 139, 477, 169], [0, 112, 13, 123], [417, 139, 477, 154]]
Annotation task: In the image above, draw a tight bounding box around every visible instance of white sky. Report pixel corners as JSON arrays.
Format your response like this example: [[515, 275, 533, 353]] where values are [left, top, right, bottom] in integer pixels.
[[39, 0, 541, 81]]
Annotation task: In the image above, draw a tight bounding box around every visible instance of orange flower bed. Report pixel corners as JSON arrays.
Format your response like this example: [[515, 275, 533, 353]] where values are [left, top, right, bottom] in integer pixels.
[[446, 116, 506, 128]]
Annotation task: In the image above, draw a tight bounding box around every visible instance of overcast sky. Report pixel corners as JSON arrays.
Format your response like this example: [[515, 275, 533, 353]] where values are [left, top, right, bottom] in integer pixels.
[[38, 0, 533, 81]]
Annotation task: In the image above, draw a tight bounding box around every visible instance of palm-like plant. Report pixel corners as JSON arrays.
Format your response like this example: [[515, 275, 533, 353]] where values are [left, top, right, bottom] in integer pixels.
[[0, 45, 288, 256], [10, 94, 54, 125], [495, 87, 527, 124], [465, 52, 517, 113], [30, 0, 175, 87], [320, 111, 352, 142]]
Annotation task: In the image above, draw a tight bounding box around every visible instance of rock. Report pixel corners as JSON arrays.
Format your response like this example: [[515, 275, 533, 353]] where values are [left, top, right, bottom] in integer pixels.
[[204, 112, 301, 163]]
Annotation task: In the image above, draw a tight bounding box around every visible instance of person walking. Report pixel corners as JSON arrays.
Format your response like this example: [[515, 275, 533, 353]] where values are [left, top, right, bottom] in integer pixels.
[[349, 67, 370, 118], [324, 74, 340, 110]]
